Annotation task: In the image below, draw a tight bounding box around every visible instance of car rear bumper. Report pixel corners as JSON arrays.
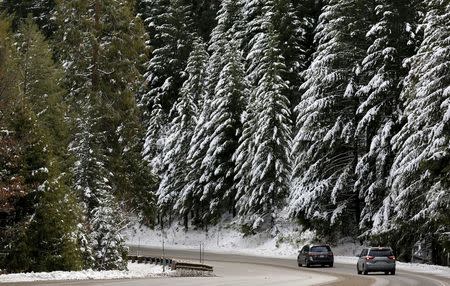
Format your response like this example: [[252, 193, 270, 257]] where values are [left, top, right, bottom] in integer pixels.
[[365, 263, 395, 272], [308, 258, 334, 265]]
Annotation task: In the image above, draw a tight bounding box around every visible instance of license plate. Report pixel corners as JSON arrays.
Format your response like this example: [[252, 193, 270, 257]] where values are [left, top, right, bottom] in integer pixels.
[[320, 255, 325, 258]]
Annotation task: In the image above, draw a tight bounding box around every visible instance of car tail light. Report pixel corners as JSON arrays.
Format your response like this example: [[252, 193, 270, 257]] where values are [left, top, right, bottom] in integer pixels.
[[328, 252, 334, 257], [365, 256, 374, 260], [388, 255, 396, 260]]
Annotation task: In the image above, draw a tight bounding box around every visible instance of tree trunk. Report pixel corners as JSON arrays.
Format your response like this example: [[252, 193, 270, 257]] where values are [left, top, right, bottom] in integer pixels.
[[183, 213, 188, 231], [92, 0, 101, 91]]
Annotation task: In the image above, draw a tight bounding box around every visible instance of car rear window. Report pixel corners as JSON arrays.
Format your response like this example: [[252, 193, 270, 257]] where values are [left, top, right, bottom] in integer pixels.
[[310, 246, 331, 252], [369, 249, 393, 256]]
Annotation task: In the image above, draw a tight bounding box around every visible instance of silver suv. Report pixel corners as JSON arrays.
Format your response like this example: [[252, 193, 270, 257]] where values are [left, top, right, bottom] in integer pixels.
[[357, 247, 396, 275]]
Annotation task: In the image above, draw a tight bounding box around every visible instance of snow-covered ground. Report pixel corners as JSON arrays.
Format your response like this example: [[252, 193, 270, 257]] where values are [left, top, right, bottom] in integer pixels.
[[0, 262, 173, 283], [124, 222, 450, 279]]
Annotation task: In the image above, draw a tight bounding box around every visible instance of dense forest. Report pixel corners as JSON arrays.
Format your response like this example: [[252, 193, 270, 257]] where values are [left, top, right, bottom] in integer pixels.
[[0, 0, 449, 272]]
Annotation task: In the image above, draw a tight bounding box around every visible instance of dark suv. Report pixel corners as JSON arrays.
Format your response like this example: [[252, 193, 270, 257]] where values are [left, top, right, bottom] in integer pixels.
[[297, 244, 334, 267]]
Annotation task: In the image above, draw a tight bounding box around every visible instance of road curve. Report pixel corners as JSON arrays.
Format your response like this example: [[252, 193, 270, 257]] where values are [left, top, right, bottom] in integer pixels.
[[133, 246, 450, 286], [8, 246, 450, 286]]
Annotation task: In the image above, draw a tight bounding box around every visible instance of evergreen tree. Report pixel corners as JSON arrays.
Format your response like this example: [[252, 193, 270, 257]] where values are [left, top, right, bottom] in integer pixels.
[[16, 17, 82, 272], [3, 100, 51, 273], [14, 16, 69, 163], [289, 0, 371, 238], [379, 0, 450, 257], [205, 0, 244, 104], [0, 17, 28, 269], [273, 0, 309, 108], [181, 0, 244, 227], [137, 1, 169, 170], [239, 20, 292, 231], [354, 0, 419, 236], [90, 188, 127, 270], [55, 0, 154, 269], [242, 0, 264, 58], [2, 17, 83, 272], [197, 40, 247, 224], [140, 0, 195, 170], [158, 39, 208, 226]]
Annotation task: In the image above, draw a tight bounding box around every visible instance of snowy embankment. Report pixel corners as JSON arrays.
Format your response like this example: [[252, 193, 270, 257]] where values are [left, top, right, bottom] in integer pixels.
[[0, 263, 173, 283], [124, 222, 450, 279]]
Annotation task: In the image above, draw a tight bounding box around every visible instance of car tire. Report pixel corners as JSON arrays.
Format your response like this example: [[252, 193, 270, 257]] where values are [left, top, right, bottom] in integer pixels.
[[305, 259, 311, 268], [357, 266, 361, 275], [391, 270, 395, 275], [298, 261, 302, 267], [329, 263, 333, 268], [384, 271, 389, 275]]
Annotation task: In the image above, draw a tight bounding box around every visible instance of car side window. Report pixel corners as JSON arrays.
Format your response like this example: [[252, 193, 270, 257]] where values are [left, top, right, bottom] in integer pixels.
[[302, 246, 309, 253], [360, 249, 368, 257]]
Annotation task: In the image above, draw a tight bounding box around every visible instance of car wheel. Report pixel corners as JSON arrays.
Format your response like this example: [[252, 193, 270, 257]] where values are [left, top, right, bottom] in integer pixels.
[[305, 259, 311, 268], [391, 270, 395, 275], [357, 266, 362, 275], [329, 263, 333, 268], [298, 260, 302, 267], [363, 265, 368, 275], [384, 271, 389, 275]]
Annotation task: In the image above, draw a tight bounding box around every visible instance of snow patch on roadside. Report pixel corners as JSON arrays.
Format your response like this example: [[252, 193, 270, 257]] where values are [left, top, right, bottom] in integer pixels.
[[124, 220, 316, 258], [0, 262, 173, 283]]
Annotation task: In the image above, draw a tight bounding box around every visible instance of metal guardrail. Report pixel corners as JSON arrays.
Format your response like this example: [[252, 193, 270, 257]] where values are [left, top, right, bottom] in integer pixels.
[[127, 255, 213, 272], [127, 255, 173, 266], [172, 261, 213, 272]]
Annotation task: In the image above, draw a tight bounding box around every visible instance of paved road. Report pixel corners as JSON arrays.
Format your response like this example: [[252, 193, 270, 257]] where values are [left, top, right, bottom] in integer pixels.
[[134, 247, 449, 286], [9, 246, 450, 286]]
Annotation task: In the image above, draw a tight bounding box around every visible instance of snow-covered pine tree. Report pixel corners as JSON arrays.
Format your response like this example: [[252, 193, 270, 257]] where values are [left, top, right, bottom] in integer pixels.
[[71, 103, 125, 270], [289, 0, 371, 238], [234, 0, 274, 231], [197, 40, 248, 225], [138, 0, 168, 171], [273, 0, 309, 108], [69, 100, 105, 268], [292, 0, 321, 68], [354, 0, 419, 236], [241, 19, 292, 231], [205, 0, 244, 101], [244, 0, 267, 86], [379, 0, 450, 255], [180, 0, 245, 228], [140, 0, 195, 171], [158, 39, 208, 226], [242, 0, 264, 58], [90, 188, 127, 270]]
